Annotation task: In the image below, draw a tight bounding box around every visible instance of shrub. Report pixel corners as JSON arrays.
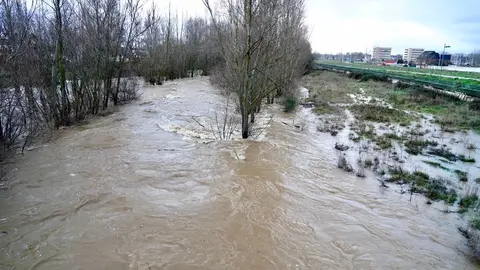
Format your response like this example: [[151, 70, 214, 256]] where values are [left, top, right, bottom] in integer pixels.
[[459, 195, 478, 208], [454, 170, 468, 182], [375, 135, 392, 149], [348, 71, 364, 80], [364, 159, 373, 168], [459, 155, 476, 163], [427, 147, 457, 161], [359, 74, 389, 82], [405, 139, 438, 155], [422, 160, 450, 171], [283, 96, 297, 112], [394, 81, 410, 90], [469, 100, 480, 111], [470, 217, 480, 230], [350, 104, 413, 123], [386, 168, 456, 204], [424, 179, 457, 204], [337, 155, 353, 172], [115, 78, 141, 104]]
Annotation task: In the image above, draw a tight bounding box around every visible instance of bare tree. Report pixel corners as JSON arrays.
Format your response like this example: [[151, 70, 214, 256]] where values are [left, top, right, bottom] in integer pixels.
[[202, 0, 311, 138], [0, 0, 311, 161], [0, 0, 148, 160], [138, 7, 218, 84]]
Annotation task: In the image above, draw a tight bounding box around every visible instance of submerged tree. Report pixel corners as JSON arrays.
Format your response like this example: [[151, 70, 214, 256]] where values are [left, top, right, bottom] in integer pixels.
[[203, 0, 312, 138]]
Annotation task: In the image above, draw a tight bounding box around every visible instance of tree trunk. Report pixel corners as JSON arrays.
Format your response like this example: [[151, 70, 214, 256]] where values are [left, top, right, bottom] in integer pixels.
[[113, 70, 123, 105], [54, 0, 68, 126], [103, 77, 112, 109], [240, 0, 253, 139], [25, 85, 37, 120], [242, 113, 249, 139], [250, 111, 255, 123], [0, 117, 4, 150]]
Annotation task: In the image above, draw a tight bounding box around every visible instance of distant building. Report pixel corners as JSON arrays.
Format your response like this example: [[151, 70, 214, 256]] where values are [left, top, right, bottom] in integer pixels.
[[404, 48, 424, 63], [372, 47, 392, 60], [417, 51, 439, 66], [417, 51, 452, 66], [439, 54, 452, 66], [382, 59, 396, 66], [392, 54, 403, 62]]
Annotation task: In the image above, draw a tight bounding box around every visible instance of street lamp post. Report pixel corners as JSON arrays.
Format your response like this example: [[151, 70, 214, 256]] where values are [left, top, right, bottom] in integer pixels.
[[438, 43, 451, 70]]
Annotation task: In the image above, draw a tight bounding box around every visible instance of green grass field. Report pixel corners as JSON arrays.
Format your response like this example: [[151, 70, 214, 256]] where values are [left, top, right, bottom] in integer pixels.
[[315, 61, 480, 91], [316, 60, 480, 80]]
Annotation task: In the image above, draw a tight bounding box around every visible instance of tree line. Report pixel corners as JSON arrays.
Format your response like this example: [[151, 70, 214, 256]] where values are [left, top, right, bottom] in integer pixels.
[[0, 0, 149, 157], [0, 0, 312, 159]]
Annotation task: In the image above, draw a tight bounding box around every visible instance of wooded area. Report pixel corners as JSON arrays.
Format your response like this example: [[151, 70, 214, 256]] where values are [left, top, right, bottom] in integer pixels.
[[0, 0, 312, 159]]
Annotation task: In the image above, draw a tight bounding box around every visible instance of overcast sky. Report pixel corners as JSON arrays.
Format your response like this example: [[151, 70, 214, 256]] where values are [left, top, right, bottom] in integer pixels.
[[155, 0, 480, 54]]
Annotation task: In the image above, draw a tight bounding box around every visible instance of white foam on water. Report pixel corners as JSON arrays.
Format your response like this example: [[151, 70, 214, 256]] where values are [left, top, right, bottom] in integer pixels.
[[156, 123, 217, 141], [165, 93, 182, 99], [347, 93, 393, 108], [299, 87, 309, 99], [156, 103, 275, 142]]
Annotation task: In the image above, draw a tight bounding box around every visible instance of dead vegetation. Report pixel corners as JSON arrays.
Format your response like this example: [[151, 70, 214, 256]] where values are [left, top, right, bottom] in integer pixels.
[[337, 154, 353, 172], [301, 71, 356, 104], [385, 167, 457, 204], [306, 70, 480, 258], [404, 139, 438, 155], [349, 104, 415, 124], [304, 70, 480, 133], [317, 114, 345, 136]]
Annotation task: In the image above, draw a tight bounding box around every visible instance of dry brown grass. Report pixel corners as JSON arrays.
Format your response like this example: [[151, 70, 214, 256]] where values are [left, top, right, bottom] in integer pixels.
[[301, 71, 359, 104]]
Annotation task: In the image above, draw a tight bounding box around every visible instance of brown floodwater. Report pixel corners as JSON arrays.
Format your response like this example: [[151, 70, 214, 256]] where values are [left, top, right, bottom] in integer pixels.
[[1, 77, 478, 269]]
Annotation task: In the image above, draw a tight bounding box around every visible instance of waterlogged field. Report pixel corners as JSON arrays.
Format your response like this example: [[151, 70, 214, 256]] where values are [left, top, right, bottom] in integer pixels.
[[302, 70, 480, 257]]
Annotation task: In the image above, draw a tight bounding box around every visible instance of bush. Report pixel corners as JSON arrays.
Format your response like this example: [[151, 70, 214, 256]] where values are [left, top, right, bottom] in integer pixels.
[[423, 160, 449, 171], [359, 74, 389, 82], [337, 154, 353, 172], [349, 104, 413, 123], [115, 78, 141, 104], [459, 195, 478, 208], [283, 96, 298, 112], [469, 100, 480, 111], [394, 81, 410, 90], [405, 139, 438, 155], [348, 71, 364, 80], [386, 168, 457, 204], [471, 217, 480, 230], [424, 179, 457, 203], [375, 135, 392, 149], [454, 170, 468, 182], [364, 159, 373, 168], [459, 155, 476, 163], [426, 147, 458, 161]]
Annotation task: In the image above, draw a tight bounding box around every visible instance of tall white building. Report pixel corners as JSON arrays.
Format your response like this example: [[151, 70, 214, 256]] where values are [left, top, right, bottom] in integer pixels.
[[404, 48, 424, 63], [372, 47, 392, 60]]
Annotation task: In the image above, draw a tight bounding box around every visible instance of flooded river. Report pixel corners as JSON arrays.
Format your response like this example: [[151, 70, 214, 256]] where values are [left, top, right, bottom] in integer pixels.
[[1, 77, 478, 269]]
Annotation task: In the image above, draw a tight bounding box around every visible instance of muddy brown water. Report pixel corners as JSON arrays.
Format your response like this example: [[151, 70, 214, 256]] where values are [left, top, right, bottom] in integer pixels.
[[1, 77, 478, 269]]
